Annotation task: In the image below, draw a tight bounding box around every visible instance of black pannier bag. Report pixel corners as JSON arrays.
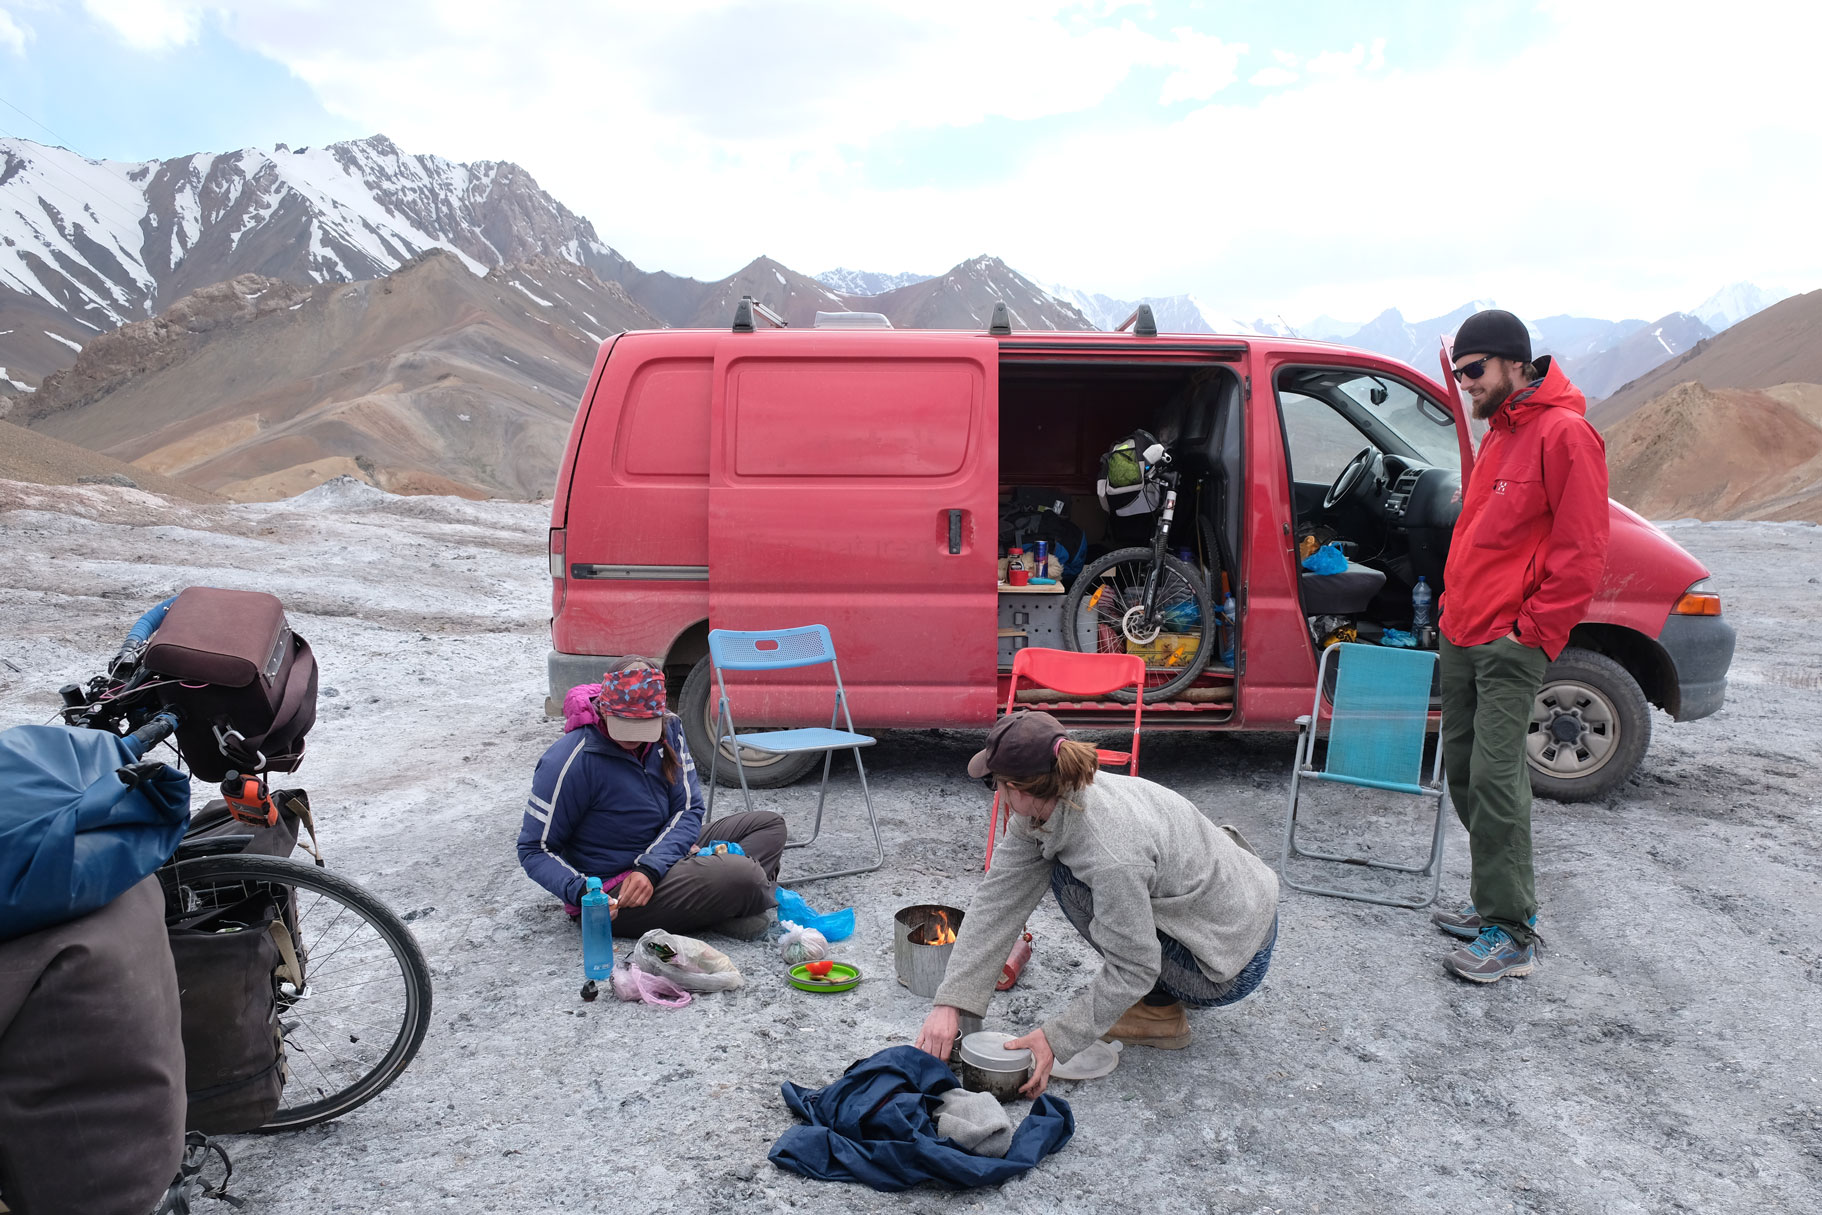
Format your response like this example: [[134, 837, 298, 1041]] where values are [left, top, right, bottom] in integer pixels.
[[142, 587, 318, 782], [168, 891, 290, 1133]]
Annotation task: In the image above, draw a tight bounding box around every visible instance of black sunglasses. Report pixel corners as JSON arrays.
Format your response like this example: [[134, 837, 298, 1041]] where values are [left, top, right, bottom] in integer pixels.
[[1452, 356, 1496, 383]]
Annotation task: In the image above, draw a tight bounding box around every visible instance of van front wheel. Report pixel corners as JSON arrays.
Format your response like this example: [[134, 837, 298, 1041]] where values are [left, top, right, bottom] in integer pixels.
[[1525, 647, 1651, 802], [677, 656, 820, 789]]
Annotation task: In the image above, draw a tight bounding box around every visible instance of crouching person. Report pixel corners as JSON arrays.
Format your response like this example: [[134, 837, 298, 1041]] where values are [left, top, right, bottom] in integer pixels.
[[518, 662, 787, 939], [915, 712, 1279, 1096]]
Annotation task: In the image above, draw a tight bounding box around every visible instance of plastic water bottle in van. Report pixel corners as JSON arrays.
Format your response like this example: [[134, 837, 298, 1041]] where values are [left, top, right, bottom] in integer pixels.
[[581, 877, 614, 981], [1412, 577, 1434, 632]]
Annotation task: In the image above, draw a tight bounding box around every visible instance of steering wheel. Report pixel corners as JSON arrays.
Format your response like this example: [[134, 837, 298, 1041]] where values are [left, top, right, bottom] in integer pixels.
[[1323, 447, 1379, 511]]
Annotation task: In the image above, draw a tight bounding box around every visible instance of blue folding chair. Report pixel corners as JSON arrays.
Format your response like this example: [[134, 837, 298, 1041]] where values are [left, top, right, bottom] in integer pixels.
[[1279, 642, 1449, 909], [705, 625, 883, 883]]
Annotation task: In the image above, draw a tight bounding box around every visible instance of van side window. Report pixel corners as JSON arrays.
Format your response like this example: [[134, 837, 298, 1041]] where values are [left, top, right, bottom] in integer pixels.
[[728, 360, 979, 478], [620, 360, 712, 478]]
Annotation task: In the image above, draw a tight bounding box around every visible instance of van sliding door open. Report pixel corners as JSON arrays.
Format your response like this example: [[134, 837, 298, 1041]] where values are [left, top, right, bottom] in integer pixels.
[[707, 334, 1001, 728]]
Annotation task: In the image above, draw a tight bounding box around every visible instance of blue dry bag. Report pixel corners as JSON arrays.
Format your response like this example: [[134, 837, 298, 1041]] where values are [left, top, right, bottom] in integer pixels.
[[0, 724, 190, 941]]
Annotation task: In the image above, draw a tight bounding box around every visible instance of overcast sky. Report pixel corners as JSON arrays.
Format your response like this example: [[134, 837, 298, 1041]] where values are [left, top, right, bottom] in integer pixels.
[[1, 0, 1816, 326]]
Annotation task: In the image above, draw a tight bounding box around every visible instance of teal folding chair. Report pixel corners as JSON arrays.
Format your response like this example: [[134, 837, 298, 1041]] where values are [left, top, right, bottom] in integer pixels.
[[705, 625, 883, 883], [1279, 642, 1448, 909]]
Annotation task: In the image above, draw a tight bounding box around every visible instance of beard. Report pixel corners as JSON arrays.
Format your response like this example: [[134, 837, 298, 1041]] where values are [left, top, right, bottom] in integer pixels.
[[1471, 369, 1519, 419]]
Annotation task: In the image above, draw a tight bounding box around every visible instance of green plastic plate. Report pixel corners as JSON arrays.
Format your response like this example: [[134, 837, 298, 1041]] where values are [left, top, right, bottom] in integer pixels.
[[788, 962, 861, 993]]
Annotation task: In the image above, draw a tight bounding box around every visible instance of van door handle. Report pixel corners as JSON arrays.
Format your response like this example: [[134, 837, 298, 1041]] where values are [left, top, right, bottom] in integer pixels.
[[948, 509, 963, 555]]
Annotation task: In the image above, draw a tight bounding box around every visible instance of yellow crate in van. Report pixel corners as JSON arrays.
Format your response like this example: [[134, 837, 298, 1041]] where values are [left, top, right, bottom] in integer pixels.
[[1124, 632, 1202, 667]]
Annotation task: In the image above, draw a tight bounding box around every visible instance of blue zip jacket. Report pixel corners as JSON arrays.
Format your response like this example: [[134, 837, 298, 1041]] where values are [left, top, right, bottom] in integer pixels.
[[517, 715, 704, 906]]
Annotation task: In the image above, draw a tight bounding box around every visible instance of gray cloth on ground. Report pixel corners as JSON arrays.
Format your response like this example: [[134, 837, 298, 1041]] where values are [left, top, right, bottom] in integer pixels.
[[934, 1087, 1014, 1157]]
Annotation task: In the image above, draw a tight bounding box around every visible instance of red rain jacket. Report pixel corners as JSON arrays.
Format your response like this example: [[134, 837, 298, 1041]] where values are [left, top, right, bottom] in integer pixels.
[[1440, 356, 1610, 660]]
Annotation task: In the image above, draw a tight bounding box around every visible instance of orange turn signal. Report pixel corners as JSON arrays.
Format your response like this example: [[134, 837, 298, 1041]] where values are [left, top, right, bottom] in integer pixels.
[[1672, 592, 1721, 616]]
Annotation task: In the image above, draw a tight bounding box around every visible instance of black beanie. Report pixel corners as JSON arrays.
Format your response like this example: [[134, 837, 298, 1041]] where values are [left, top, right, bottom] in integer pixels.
[[1453, 309, 1531, 364]]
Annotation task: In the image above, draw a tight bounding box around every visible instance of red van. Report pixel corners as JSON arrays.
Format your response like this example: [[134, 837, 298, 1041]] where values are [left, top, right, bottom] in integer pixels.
[[546, 308, 1734, 801]]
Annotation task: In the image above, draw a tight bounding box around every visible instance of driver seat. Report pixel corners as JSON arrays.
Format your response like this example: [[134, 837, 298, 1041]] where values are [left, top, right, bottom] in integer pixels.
[[1300, 561, 1386, 616]]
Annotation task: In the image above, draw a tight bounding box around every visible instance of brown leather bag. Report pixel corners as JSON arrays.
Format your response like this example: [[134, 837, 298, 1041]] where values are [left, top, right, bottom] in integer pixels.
[[142, 586, 318, 782]]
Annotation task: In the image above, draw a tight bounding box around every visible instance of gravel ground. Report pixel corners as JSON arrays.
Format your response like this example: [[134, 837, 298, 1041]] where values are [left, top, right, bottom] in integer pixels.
[[1, 480, 1817, 1214]]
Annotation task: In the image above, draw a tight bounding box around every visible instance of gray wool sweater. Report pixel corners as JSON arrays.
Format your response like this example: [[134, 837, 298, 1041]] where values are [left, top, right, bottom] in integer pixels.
[[931, 771, 1280, 1064]]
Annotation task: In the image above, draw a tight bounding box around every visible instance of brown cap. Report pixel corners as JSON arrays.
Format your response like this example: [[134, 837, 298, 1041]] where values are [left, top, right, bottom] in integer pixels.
[[968, 711, 1067, 780]]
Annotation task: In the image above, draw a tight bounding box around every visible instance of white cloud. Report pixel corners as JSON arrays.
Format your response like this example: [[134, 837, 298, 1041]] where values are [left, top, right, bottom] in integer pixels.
[[62, 0, 1822, 325], [1154, 27, 1247, 105], [1249, 66, 1299, 88], [83, 0, 202, 50], [0, 8, 29, 54]]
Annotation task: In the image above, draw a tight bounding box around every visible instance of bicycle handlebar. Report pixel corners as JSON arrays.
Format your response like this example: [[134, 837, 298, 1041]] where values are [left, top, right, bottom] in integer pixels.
[[124, 711, 179, 759]]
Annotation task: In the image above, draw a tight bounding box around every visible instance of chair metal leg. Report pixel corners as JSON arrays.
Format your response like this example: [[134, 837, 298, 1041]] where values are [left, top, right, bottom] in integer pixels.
[[784, 749, 837, 851], [1279, 775, 1449, 910], [782, 746, 885, 884]]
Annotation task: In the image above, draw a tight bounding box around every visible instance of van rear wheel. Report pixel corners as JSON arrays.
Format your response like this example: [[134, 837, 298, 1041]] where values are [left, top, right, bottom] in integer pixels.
[[677, 656, 820, 789]]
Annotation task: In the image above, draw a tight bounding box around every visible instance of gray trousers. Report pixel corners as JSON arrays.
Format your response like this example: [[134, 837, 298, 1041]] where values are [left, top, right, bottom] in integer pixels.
[[611, 811, 788, 937], [0, 876, 186, 1215]]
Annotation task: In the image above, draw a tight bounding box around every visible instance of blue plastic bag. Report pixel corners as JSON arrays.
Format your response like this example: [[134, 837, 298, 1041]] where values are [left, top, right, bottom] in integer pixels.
[[697, 840, 747, 857], [1300, 544, 1348, 575], [1379, 628, 1417, 648], [776, 887, 855, 942], [0, 725, 190, 941]]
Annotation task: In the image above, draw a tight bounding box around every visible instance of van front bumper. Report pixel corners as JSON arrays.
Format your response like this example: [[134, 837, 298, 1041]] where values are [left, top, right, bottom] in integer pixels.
[[1659, 614, 1735, 722], [546, 649, 626, 716]]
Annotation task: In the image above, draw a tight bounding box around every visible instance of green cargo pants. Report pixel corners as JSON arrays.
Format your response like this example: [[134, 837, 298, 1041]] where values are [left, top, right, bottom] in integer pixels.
[[1438, 634, 1550, 946]]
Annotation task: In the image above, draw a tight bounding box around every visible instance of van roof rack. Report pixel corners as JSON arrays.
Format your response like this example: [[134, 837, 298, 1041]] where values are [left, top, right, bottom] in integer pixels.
[[988, 302, 1012, 336], [813, 311, 892, 329], [732, 295, 787, 332], [1115, 304, 1158, 337]]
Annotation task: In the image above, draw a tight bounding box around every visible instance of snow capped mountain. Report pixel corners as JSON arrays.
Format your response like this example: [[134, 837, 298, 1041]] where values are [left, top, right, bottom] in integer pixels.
[[0, 134, 627, 360], [1692, 282, 1790, 332], [1043, 284, 1263, 335], [815, 267, 932, 296]]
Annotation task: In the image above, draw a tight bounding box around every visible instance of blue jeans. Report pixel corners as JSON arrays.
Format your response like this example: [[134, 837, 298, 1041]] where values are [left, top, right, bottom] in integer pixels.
[[1050, 862, 1277, 1008]]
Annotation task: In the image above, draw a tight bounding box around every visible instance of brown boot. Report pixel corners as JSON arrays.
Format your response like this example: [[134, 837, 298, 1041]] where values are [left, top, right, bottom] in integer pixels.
[[1101, 1000, 1192, 1049]]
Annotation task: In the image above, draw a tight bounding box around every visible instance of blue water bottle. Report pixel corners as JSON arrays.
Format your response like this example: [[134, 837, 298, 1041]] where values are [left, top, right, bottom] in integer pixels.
[[581, 877, 614, 981], [1412, 577, 1434, 631]]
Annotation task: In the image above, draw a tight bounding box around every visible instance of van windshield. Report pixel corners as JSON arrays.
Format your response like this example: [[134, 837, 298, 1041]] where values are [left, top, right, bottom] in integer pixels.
[[1291, 370, 1460, 472]]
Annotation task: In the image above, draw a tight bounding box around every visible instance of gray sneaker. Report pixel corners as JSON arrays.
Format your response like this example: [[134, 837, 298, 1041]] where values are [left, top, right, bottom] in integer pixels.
[[1442, 926, 1537, 983], [1431, 904, 1538, 941], [1431, 903, 1484, 939]]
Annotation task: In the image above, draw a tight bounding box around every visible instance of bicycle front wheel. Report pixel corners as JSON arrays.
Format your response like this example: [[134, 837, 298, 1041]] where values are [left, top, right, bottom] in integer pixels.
[[160, 854, 433, 1131], [1062, 548, 1216, 702]]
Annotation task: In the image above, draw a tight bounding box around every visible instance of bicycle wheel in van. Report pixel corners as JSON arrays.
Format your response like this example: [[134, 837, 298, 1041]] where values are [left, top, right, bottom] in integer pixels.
[[678, 656, 820, 788], [1063, 549, 1216, 702], [160, 854, 432, 1131]]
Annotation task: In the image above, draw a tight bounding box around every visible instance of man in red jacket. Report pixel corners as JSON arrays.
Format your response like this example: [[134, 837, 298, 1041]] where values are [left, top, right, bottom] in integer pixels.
[[1434, 309, 1609, 983]]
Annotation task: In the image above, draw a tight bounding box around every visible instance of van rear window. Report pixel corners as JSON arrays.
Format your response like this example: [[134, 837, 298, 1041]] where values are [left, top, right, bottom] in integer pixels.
[[728, 359, 977, 478], [621, 360, 711, 477]]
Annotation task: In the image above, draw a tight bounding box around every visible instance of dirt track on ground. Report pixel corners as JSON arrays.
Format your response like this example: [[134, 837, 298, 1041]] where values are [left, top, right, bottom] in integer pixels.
[[1, 482, 1816, 1213]]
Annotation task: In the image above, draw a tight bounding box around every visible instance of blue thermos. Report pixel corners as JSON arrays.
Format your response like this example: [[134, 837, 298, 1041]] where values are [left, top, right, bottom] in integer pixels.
[[581, 877, 614, 981]]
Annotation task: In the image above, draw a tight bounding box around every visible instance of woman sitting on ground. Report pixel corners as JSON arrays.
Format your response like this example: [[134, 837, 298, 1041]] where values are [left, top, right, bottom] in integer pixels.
[[914, 711, 1280, 1095], [517, 660, 786, 939]]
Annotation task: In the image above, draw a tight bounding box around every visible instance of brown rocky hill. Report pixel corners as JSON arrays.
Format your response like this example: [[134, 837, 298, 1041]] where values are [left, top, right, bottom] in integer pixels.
[[19, 251, 659, 501], [1590, 289, 1822, 427], [0, 419, 221, 502], [1605, 381, 1822, 521]]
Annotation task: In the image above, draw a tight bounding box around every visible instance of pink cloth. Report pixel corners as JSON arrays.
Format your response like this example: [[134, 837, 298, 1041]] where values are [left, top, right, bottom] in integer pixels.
[[563, 683, 601, 733]]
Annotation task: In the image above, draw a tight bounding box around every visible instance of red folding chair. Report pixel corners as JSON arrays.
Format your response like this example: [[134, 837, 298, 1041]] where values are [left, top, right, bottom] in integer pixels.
[[984, 648, 1145, 869]]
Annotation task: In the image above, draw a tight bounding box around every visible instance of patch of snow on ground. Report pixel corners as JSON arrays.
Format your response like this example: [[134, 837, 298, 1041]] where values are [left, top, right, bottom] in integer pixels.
[[510, 281, 554, 307], [43, 331, 81, 352]]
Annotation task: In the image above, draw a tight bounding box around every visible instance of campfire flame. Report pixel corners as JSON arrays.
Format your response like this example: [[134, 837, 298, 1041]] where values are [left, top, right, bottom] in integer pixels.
[[914, 910, 957, 947]]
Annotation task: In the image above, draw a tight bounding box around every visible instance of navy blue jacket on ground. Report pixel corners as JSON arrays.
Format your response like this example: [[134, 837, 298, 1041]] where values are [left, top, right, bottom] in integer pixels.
[[517, 715, 704, 906], [769, 1046, 1073, 1191]]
